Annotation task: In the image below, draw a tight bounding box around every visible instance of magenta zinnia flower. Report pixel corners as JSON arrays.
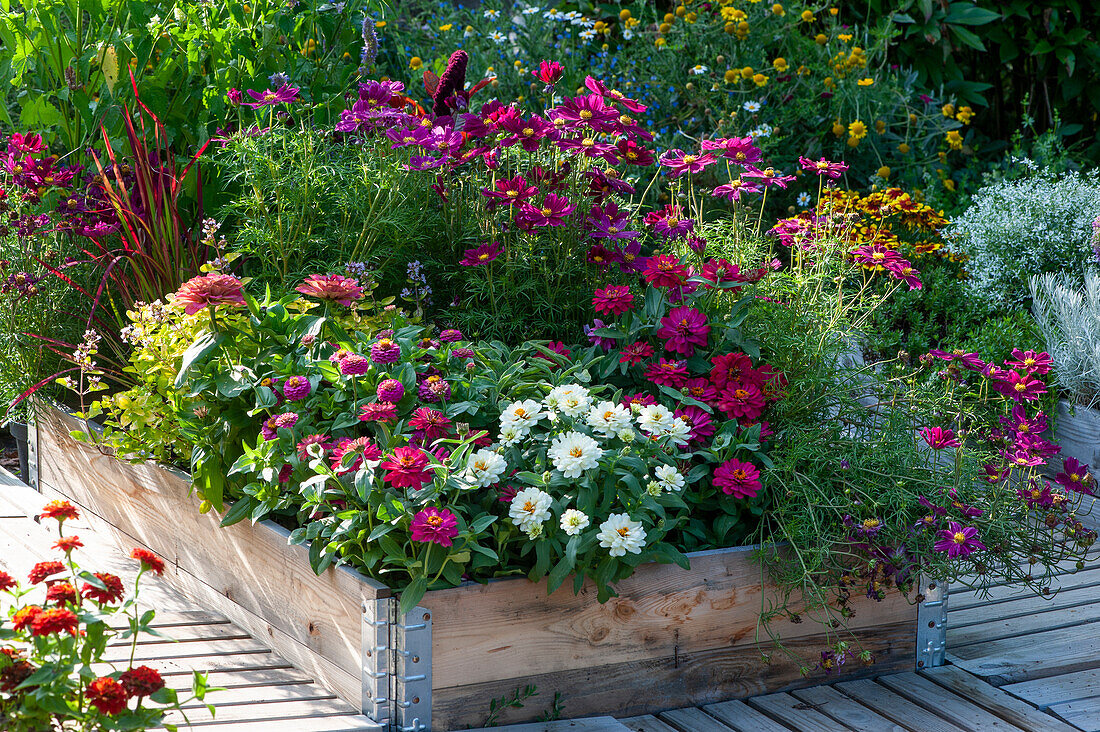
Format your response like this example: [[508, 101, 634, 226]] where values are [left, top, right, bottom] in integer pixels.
[[619, 341, 654, 365], [644, 358, 689, 388], [408, 407, 452, 440], [410, 507, 459, 547], [261, 412, 299, 440], [675, 405, 715, 443], [370, 338, 402, 364], [359, 402, 398, 423], [331, 437, 383, 474], [657, 306, 711, 356], [921, 426, 960, 450], [282, 375, 311, 401], [173, 274, 246, 315], [460, 242, 502, 266], [934, 522, 986, 558], [713, 459, 762, 499], [642, 255, 689, 288], [340, 354, 371, 376], [296, 274, 364, 307], [592, 285, 634, 316], [417, 374, 452, 403], [244, 83, 300, 108], [439, 328, 463, 342], [716, 383, 766, 421], [376, 379, 405, 402], [380, 447, 434, 490]]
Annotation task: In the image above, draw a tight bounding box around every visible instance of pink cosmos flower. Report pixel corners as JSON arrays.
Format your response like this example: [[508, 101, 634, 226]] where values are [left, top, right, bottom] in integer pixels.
[[1005, 349, 1053, 375], [798, 156, 849, 178], [244, 83, 300, 108], [921, 426, 960, 450], [380, 447, 434, 490], [584, 76, 647, 113], [928, 349, 985, 371], [713, 459, 762, 499], [481, 175, 538, 207], [586, 243, 621, 269], [587, 201, 639, 240], [296, 274, 364, 307], [460, 242, 502, 266], [9, 132, 45, 154], [712, 179, 761, 203], [619, 341, 654, 365], [644, 204, 694, 240], [992, 370, 1047, 402], [533, 60, 564, 86], [934, 522, 986, 558], [173, 274, 246, 315], [1055, 457, 1095, 495], [549, 94, 618, 132], [658, 149, 716, 178], [516, 194, 576, 229], [742, 166, 796, 189], [657, 306, 711, 356], [592, 285, 634, 316], [616, 139, 655, 166], [410, 507, 459, 547], [701, 136, 761, 165], [644, 358, 689, 388], [282, 376, 311, 401], [643, 255, 689, 288]]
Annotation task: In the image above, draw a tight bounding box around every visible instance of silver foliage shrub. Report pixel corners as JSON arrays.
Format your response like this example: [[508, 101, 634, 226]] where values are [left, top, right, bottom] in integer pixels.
[[1030, 272, 1100, 408], [948, 166, 1100, 306]]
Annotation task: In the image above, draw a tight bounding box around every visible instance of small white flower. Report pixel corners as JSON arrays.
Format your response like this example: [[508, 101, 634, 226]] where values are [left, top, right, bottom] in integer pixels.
[[490, 31, 506, 43], [690, 65, 709, 75], [579, 28, 596, 41], [646, 481, 662, 496], [586, 401, 633, 436], [484, 9, 500, 19], [637, 404, 676, 435], [597, 513, 647, 557], [522, 5, 539, 14], [510, 487, 553, 531], [560, 508, 590, 535], [501, 399, 545, 429], [548, 431, 603, 478], [546, 384, 592, 418], [655, 464, 686, 492], [616, 428, 636, 443], [743, 101, 761, 113], [465, 449, 507, 487], [796, 192, 812, 207], [749, 124, 773, 139], [526, 522, 544, 539], [498, 424, 525, 447], [623, 29, 635, 39]]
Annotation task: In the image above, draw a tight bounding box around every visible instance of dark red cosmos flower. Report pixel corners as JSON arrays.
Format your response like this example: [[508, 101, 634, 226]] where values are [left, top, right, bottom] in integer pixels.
[[120, 666, 165, 698], [615, 139, 654, 166], [481, 174, 538, 207], [921, 426, 960, 450], [87, 676, 128, 715], [174, 273, 246, 315], [460, 242, 502, 266], [592, 285, 634, 316], [82, 572, 125, 604], [131, 548, 165, 575], [380, 447, 434, 490], [619, 341, 654, 365], [40, 500, 79, 522], [30, 607, 78, 637], [586, 244, 621, 269], [516, 194, 577, 229], [587, 201, 639, 240], [642, 255, 689, 288], [28, 561, 66, 584]]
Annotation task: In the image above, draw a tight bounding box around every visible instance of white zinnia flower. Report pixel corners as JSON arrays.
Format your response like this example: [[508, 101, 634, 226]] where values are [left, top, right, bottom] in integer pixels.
[[548, 431, 603, 478], [597, 513, 647, 557], [545, 384, 591, 418], [498, 424, 525, 447], [585, 401, 633, 436], [501, 399, 545, 429], [655, 418, 692, 446], [526, 522, 544, 539], [465, 449, 507, 487], [655, 464, 685, 492], [637, 404, 676, 435], [617, 428, 636, 443], [560, 508, 590, 535], [510, 487, 552, 531]]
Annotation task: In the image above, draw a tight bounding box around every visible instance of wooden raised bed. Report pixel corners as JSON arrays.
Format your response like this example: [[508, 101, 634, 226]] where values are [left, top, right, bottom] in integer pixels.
[[35, 407, 917, 729]]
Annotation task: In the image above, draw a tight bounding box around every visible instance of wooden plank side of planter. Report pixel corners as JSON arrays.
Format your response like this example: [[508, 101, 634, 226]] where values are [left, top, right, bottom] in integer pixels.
[[418, 546, 915, 691], [430, 618, 915, 729], [36, 408, 387, 707]]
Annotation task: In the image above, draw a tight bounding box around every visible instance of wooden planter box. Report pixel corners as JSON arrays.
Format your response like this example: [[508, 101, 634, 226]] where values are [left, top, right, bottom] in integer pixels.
[[1051, 400, 1100, 479], [34, 408, 917, 729]]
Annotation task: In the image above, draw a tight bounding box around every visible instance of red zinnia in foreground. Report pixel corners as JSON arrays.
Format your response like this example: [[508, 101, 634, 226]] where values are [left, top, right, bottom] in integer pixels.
[[592, 285, 634, 316], [131, 548, 165, 575], [173, 273, 246, 315], [40, 499, 79, 522], [410, 507, 459, 547], [30, 607, 79, 637], [82, 572, 125, 604], [380, 447, 434, 490], [28, 560, 66, 584], [713, 459, 762, 499], [120, 665, 165, 698], [87, 676, 129, 715]]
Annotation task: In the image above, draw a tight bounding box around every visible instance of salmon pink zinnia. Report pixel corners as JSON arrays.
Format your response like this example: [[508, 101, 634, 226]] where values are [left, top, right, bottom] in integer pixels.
[[173, 273, 246, 315]]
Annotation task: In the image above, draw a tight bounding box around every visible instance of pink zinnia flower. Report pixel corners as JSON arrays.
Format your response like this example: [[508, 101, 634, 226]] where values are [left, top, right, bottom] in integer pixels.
[[340, 354, 371, 375], [713, 459, 762, 499], [701, 258, 742, 288], [921, 426, 960, 450], [410, 507, 460, 547], [716, 383, 766, 420], [370, 338, 402, 364], [376, 379, 405, 402], [439, 328, 463, 342], [417, 374, 452, 403], [682, 377, 718, 403], [408, 407, 452, 440], [359, 402, 398, 423], [282, 375, 311, 401], [675, 405, 715, 442], [619, 341, 654, 365], [460, 242, 502, 266], [934, 521, 986, 558], [296, 434, 333, 461], [644, 358, 689, 388], [331, 437, 383, 473], [642, 255, 689, 288], [296, 274, 364, 307], [380, 447, 434, 490], [592, 285, 634, 316], [622, 392, 657, 409], [261, 412, 299, 440], [798, 156, 849, 178], [173, 273, 246, 315], [657, 306, 711, 356]]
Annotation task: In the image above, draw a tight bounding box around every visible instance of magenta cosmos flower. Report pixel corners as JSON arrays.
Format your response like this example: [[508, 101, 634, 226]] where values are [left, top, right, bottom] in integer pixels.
[[657, 306, 711, 356], [644, 204, 693, 240], [380, 447, 434, 490], [921, 426, 960, 450], [798, 156, 849, 178], [482, 175, 537, 207], [1005, 349, 1052, 375], [410, 507, 459, 547], [934, 522, 986, 558], [244, 83, 300, 108], [592, 285, 634, 316], [992, 370, 1048, 402], [658, 149, 716, 178], [516, 194, 577, 229], [173, 273, 246, 315], [713, 459, 762, 499], [296, 274, 363, 307], [712, 179, 761, 203], [460, 242, 502, 266]]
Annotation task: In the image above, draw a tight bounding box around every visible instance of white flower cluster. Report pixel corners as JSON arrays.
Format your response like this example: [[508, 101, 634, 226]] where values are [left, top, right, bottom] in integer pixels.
[[508, 493, 647, 556], [949, 168, 1100, 306]]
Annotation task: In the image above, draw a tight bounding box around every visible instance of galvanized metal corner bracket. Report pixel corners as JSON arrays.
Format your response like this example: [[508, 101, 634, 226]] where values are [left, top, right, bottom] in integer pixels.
[[362, 599, 432, 731], [915, 576, 948, 670]]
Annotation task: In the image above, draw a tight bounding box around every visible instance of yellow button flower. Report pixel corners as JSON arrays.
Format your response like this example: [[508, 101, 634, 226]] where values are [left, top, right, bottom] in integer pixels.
[[945, 130, 964, 150], [773, 57, 788, 72], [741, 66, 754, 78], [815, 33, 828, 45], [857, 77, 874, 86], [877, 166, 891, 179], [898, 143, 911, 154], [772, 3, 785, 16], [801, 9, 814, 21], [753, 73, 768, 86], [409, 56, 423, 70], [942, 103, 956, 117], [831, 120, 845, 136]]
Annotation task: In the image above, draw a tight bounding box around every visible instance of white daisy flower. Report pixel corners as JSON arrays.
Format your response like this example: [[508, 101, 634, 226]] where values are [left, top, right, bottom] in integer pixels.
[[560, 508, 590, 535], [522, 6, 539, 14], [484, 9, 500, 19], [690, 65, 708, 75], [597, 513, 647, 557], [743, 101, 761, 113], [546, 384, 592, 418], [655, 464, 685, 492], [796, 192, 812, 207], [623, 29, 634, 39], [585, 401, 633, 436], [501, 399, 545, 429], [490, 30, 506, 43], [637, 404, 676, 435], [749, 124, 772, 139], [548, 431, 603, 478], [509, 487, 552, 531], [465, 449, 507, 487], [579, 28, 596, 40]]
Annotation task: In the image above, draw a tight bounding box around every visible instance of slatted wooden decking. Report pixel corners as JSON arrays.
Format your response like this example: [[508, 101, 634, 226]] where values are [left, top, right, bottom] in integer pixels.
[[0, 469, 378, 731]]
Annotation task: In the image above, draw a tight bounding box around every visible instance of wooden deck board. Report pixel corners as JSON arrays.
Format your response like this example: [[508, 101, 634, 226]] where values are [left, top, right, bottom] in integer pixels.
[[947, 600, 1100, 647], [657, 707, 740, 731], [832, 678, 968, 732], [746, 692, 849, 731], [948, 625, 1100, 685], [465, 718, 630, 732], [877, 672, 1029, 731], [618, 715, 682, 732], [1048, 698, 1100, 732], [1004, 669, 1100, 709], [700, 700, 795, 732], [789, 684, 907, 731], [921, 665, 1082, 732]]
